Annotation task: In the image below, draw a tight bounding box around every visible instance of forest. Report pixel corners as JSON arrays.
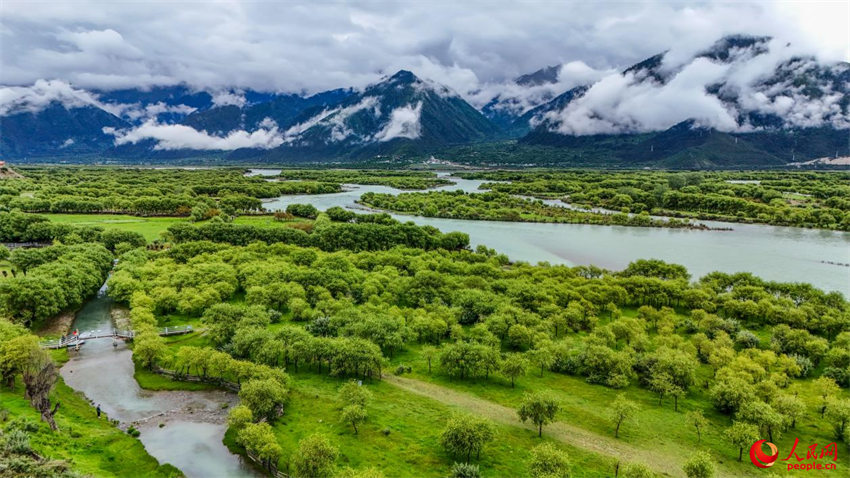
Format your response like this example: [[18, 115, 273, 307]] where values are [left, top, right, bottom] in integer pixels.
[[1, 166, 849, 478], [456, 170, 850, 231], [359, 191, 712, 229]]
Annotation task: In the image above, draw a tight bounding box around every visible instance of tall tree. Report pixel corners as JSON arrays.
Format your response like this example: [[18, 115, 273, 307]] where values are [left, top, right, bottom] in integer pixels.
[[292, 434, 338, 478], [517, 392, 560, 438], [21, 344, 60, 430], [686, 410, 708, 444], [500, 354, 528, 388], [609, 394, 639, 438], [724, 422, 759, 462], [529, 442, 570, 478], [440, 414, 495, 463]]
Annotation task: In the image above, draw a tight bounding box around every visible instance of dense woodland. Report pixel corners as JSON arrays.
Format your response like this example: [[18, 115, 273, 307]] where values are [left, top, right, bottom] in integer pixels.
[[360, 191, 710, 229], [457, 170, 850, 231], [0, 168, 340, 217], [1, 167, 850, 477], [277, 170, 453, 189]]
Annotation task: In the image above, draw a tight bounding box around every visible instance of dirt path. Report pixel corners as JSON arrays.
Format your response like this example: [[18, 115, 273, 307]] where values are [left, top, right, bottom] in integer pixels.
[[384, 374, 693, 477]]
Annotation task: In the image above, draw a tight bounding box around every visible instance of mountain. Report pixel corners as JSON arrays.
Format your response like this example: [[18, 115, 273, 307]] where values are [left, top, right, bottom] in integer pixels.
[[519, 34, 850, 166], [0, 103, 128, 158], [0, 34, 847, 167], [180, 88, 353, 135], [515, 66, 562, 87], [261, 70, 499, 160], [481, 65, 567, 133]]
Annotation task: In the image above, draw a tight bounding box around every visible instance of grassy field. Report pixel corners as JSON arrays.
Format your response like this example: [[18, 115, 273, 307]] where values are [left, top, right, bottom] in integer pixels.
[[0, 379, 180, 477], [41, 213, 311, 242], [44, 214, 186, 241], [227, 372, 618, 478]]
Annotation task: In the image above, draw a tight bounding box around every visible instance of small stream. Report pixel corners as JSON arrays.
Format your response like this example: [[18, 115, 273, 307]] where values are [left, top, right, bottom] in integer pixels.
[[59, 284, 260, 477]]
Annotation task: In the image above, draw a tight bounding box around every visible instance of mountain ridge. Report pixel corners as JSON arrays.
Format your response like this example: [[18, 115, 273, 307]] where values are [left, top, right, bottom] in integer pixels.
[[1, 34, 847, 167]]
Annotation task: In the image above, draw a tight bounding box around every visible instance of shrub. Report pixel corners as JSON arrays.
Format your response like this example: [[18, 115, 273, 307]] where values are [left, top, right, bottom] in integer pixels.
[[450, 462, 481, 478]]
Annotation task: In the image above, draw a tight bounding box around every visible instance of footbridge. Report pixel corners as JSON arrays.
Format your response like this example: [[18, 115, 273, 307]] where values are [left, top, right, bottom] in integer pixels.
[[41, 325, 193, 349]]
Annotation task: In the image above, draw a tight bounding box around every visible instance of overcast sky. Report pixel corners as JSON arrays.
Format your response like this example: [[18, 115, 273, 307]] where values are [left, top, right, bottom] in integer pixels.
[[1, 0, 847, 96]]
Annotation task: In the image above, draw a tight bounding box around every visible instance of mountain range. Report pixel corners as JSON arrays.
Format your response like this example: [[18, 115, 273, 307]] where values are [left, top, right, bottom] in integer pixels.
[[1, 35, 847, 168]]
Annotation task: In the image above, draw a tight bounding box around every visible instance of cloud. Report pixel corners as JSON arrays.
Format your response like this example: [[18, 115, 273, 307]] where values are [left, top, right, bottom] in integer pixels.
[[0, 1, 845, 97], [109, 101, 198, 122], [536, 38, 850, 135], [0, 79, 103, 115], [283, 96, 381, 143], [212, 91, 246, 108], [104, 118, 283, 150], [374, 102, 422, 141]]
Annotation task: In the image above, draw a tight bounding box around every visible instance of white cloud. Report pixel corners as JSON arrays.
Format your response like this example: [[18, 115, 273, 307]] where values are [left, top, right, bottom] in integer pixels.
[[283, 96, 381, 143], [0, 1, 845, 95], [0, 79, 103, 115], [104, 118, 283, 150], [374, 102, 422, 141], [211, 91, 246, 108], [108, 101, 198, 122], [536, 38, 850, 135]]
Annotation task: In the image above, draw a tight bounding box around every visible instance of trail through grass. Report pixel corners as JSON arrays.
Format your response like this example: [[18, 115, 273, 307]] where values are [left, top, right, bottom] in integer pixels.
[[386, 374, 697, 478]]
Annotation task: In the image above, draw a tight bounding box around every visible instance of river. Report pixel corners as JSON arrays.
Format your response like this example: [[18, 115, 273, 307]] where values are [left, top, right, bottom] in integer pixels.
[[250, 169, 850, 296], [59, 284, 260, 478]]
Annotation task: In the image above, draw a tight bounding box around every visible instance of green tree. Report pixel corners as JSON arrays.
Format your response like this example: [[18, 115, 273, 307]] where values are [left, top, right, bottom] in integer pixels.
[[517, 392, 560, 437], [736, 401, 783, 442], [440, 414, 495, 463], [529, 442, 570, 478], [621, 462, 655, 478], [228, 405, 253, 430], [341, 405, 368, 434], [238, 378, 288, 423], [527, 347, 554, 377], [421, 345, 438, 374], [825, 398, 850, 441], [686, 410, 708, 444], [133, 334, 166, 370], [682, 451, 715, 478], [772, 394, 805, 430], [238, 422, 282, 473], [338, 380, 372, 408], [500, 353, 528, 388], [813, 377, 840, 418], [609, 394, 639, 438], [724, 422, 759, 462], [292, 434, 338, 478]]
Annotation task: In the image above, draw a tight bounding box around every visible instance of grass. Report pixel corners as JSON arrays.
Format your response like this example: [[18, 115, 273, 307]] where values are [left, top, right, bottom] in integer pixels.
[[385, 343, 850, 477], [0, 378, 180, 477], [44, 214, 186, 241], [226, 372, 617, 478], [133, 367, 216, 392], [41, 213, 312, 241]]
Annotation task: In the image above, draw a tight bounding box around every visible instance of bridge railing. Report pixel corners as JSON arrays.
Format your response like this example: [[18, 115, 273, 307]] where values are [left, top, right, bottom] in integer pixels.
[[40, 325, 193, 348], [159, 325, 193, 336]]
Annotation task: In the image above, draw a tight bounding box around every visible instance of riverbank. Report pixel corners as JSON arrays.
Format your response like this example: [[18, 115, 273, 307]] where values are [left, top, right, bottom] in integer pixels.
[[55, 291, 260, 477], [0, 378, 181, 477]]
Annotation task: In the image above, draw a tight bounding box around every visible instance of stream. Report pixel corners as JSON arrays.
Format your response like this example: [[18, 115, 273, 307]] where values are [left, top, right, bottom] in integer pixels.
[[59, 284, 260, 477]]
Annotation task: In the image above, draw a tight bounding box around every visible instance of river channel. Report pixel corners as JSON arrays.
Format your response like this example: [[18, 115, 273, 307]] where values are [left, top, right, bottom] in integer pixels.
[[252, 170, 850, 296], [59, 284, 260, 478]]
